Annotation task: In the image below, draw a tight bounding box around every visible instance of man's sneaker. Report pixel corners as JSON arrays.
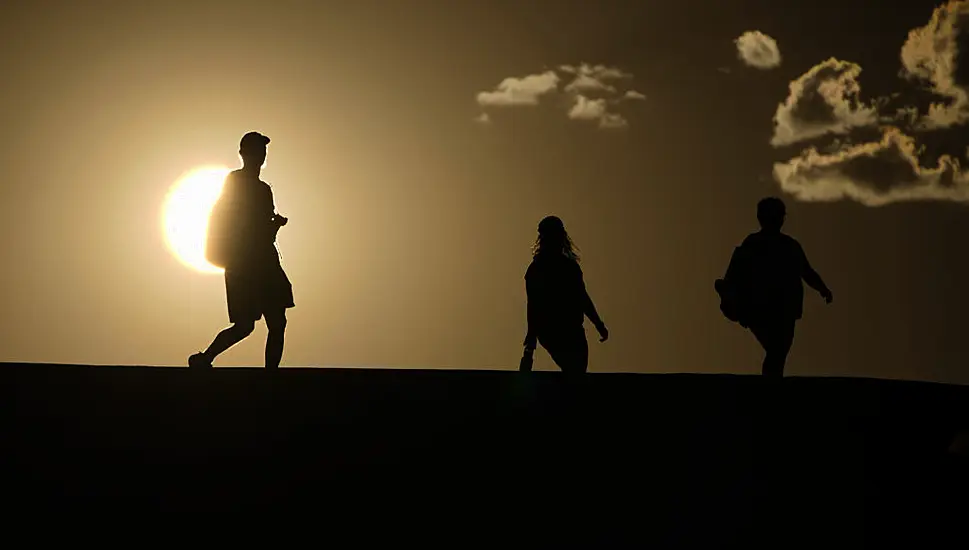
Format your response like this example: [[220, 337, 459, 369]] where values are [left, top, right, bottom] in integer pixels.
[[188, 352, 212, 369]]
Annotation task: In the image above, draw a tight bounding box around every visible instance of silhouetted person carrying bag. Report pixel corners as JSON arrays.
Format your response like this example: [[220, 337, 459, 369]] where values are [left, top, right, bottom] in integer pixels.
[[188, 131, 295, 370], [716, 197, 832, 378], [521, 216, 608, 373]]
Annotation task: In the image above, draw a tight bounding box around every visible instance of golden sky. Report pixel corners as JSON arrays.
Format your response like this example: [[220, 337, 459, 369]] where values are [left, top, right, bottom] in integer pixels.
[[3, 0, 969, 383]]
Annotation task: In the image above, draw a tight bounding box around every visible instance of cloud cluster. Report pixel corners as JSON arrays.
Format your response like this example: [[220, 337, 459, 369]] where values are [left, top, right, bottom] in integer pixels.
[[768, 0, 969, 206], [900, 0, 969, 128], [735, 31, 782, 70], [568, 96, 629, 128], [475, 63, 645, 129], [774, 127, 969, 206], [476, 71, 560, 107], [771, 58, 879, 146]]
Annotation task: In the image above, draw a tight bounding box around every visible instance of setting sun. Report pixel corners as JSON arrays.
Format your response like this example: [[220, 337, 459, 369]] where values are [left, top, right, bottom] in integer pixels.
[[162, 166, 231, 274]]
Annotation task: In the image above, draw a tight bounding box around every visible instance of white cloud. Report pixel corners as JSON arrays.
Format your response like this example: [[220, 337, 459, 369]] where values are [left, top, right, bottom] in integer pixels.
[[771, 58, 880, 147], [474, 112, 491, 124], [476, 71, 560, 106], [735, 31, 782, 70], [598, 113, 629, 129], [568, 95, 628, 129], [765, 2, 969, 206], [564, 74, 617, 94], [561, 63, 633, 95], [773, 127, 969, 206], [475, 63, 641, 128], [900, 0, 969, 128], [559, 63, 632, 80], [568, 96, 608, 120]]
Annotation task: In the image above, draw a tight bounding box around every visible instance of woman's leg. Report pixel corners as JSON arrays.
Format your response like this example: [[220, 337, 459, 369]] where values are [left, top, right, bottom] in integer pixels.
[[541, 329, 590, 374]]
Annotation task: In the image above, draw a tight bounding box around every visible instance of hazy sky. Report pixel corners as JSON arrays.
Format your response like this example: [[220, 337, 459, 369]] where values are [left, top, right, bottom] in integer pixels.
[[3, 0, 969, 383]]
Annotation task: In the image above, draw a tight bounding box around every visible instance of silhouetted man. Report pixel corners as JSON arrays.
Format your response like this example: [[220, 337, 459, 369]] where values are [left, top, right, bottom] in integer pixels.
[[720, 197, 832, 378], [189, 131, 295, 369], [522, 216, 608, 373]]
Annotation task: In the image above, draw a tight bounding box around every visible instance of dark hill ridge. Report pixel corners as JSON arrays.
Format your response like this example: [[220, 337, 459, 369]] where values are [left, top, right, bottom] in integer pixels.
[[3, 363, 968, 546]]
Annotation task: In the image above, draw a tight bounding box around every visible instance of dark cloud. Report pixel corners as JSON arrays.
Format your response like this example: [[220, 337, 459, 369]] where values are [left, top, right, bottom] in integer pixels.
[[764, 1, 969, 207], [773, 127, 969, 206]]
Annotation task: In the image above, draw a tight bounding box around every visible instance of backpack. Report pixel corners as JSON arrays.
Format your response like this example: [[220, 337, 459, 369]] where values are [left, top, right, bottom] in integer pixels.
[[205, 174, 236, 269], [715, 245, 751, 327]]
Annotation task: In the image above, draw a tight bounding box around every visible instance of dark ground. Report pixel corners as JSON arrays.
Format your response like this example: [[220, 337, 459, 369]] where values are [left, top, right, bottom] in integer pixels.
[[3, 363, 967, 547]]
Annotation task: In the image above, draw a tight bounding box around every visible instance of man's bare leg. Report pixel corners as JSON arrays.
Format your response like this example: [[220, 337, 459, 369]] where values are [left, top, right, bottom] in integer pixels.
[[189, 321, 256, 368], [264, 309, 287, 370]]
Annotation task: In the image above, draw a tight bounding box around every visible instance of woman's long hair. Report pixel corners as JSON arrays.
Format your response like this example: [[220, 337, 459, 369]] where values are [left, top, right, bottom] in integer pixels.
[[532, 215, 580, 262]]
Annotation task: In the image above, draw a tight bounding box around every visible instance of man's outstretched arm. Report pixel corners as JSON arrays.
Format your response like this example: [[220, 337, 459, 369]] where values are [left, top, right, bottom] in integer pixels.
[[800, 247, 833, 303]]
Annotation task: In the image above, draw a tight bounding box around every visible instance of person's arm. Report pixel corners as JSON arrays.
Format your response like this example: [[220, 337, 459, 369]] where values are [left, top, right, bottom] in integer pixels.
[[578, 265, 608, 341], [799, 243, 832, 303], [523, 267, 538, 351], [262, 185, 287, 241], [271, 194, 288, 226], [266, 186, 284, 222]]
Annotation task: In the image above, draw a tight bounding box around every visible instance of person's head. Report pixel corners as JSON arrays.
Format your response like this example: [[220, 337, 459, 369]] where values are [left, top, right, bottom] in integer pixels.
[[534, 215, 579, 261], [757, 196, 786, 232], [239, 131, 270, 169]]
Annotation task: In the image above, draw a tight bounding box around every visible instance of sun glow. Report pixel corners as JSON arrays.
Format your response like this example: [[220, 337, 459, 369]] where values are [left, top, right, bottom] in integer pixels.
[[162, 165, 231, 274]]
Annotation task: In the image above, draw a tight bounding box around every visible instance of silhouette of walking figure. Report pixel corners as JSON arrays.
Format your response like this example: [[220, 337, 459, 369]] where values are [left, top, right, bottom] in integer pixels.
[[716, 197, 832, 378], [188, 132, 295, 369], [521, 216, 608, 373]]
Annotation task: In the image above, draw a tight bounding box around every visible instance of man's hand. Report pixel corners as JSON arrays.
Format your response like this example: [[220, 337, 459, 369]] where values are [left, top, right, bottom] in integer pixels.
[[523, 334, 537, 352], [274, 214, 288, 227], [596, 322, 609, 343], [820, 288, 833, 304]]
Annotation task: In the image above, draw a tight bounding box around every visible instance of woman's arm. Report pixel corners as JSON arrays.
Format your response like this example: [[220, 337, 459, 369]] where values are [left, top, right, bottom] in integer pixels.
[[578, 266, 608, 341], [524, 266, 538, 350], [582, 289, 603, 328]]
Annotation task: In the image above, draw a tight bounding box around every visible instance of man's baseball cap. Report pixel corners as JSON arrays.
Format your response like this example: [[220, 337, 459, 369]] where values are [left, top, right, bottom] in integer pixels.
[[240, 131, 270, 151]]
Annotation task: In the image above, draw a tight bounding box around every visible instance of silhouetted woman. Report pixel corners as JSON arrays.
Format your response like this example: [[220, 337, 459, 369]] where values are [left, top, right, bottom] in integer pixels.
[[522, 216, 608, 373]]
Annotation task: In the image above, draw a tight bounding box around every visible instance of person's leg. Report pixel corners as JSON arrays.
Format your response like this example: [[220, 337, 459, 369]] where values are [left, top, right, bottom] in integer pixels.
[[542, 329, 589, 374], [190, 320, 256, 367], [561, 333, 589, 410], [750, 322, 776, 378], [540, 336, 563, 371], [773, 319, 796, 375], [190, 268, 258, 368], [540, 330, 588, 422], [569, 331, 590, 374], [751, 319, 795, 378], [264, 309, 287, 370]]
